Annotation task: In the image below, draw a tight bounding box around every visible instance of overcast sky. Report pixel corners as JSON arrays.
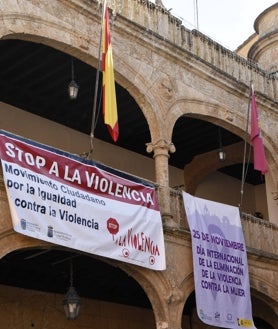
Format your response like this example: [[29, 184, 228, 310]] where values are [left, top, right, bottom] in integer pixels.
[[159, 0, 277, 50]]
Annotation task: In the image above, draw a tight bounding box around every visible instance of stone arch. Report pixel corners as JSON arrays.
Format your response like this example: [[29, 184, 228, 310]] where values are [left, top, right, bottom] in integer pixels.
[[164, 97, 278, 193], [167, 98, 275, 159], [180, 273, 195, 319], [166, 99, 244, 141], [0, 181, 166, 327], [180, 272, 195, 306], [184, 142, 246, 194], [116, 263, 174, 328], [0, 193, 169, 329], [178, 272, 278, 329], [149, 272, 195, 329], [0, 230, 168, 327], [0, 3, 166, 147], [0, 230, 51, 259], [251, 292, 277, 329], [249, 272, 278, 312]]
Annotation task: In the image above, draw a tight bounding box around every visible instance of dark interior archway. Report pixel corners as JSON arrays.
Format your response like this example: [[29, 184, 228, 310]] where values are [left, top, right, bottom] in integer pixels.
[[182, 291, 275, 329], [0, 247, 152, 309], [0, 39, 263, 186]]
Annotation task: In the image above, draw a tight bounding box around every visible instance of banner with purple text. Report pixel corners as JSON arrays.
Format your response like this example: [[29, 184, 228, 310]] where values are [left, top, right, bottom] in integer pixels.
[[182, 192, 256, 328], [0, 130, 166, 270]]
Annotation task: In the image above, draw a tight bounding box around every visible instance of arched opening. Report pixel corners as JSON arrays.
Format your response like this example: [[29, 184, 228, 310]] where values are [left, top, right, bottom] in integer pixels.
[[0, 247, 156, 328], [251, 293, 277, 329], [0, 39, 151, 155], [253, 318, 275, 329], [182, 291, 275, 329], [171, 116, 242, 169], [172, 116, 268, 219], [1, 39, 269, 191]]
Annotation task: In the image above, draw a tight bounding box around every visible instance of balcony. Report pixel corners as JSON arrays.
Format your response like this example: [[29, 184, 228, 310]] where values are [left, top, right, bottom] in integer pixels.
[[169, 188, 278, 258]]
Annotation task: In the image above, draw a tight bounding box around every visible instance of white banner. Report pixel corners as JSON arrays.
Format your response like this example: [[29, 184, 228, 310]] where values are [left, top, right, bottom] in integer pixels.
[[0, 130, 166, 270], [183, 192, 256, 328]]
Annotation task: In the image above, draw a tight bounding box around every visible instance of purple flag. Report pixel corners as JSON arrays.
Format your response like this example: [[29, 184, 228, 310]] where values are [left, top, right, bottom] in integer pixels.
[[250, 86, 268, 174]]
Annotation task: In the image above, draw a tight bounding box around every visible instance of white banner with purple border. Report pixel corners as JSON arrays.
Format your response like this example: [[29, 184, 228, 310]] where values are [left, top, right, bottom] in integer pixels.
[[0, 130, 166, 270], [183, 192, 256, 328]]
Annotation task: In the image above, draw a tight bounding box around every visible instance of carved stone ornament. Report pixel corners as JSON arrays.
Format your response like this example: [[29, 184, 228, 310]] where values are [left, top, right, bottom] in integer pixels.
[[146, 139, 176, 154]]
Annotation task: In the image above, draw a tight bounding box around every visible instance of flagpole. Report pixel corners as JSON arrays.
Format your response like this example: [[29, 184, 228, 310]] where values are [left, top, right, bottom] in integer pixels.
[[239, 81, 253, 208], [194, 0, 199, 30], [88, 0, 107, 159]]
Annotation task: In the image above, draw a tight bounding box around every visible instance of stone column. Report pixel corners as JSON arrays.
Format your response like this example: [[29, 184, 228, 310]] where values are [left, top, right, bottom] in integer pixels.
[[146, 139, 176, 226], [156, 283, 185, 329]]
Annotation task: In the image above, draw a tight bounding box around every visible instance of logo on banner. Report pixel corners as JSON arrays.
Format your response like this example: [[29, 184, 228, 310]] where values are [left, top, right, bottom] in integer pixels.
[[106, 217, 161, 266], [0, 130, 166, 271], [107, 217, 119, 235], [182, 192, 256, 329]]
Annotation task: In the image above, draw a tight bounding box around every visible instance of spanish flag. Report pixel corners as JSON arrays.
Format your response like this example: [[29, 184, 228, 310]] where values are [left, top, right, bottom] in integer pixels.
[[102, 4, 119, 142]]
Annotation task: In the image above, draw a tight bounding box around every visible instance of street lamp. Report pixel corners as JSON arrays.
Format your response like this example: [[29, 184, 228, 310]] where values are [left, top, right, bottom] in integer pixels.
[[217, 127, 226, 161], [63, 261, 81, 320], [68, 57, 79, 100]]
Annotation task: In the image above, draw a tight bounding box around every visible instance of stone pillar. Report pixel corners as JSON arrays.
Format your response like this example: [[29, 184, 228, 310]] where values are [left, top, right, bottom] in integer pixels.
[[146, 139, 176, 226], [155, 283, 185, 329]]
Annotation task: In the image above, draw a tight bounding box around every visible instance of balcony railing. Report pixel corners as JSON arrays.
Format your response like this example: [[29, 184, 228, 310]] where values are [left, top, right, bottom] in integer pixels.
[[241, 212, 278, 257], [169, 188, 278, 258], [113, 0, 278, 101]]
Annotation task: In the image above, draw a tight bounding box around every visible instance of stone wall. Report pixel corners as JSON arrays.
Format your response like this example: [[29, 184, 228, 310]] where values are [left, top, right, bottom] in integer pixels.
[[0, 284, 156, 329], [0, 1, 277, 328]]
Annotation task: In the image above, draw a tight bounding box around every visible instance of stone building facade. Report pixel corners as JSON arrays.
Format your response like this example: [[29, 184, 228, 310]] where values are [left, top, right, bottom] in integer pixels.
[[0, 1, 277, 329]]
